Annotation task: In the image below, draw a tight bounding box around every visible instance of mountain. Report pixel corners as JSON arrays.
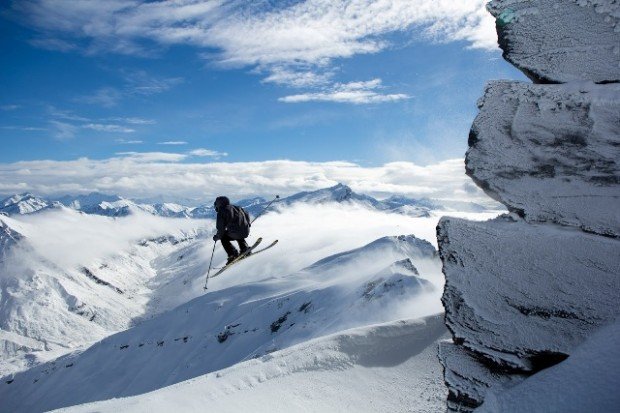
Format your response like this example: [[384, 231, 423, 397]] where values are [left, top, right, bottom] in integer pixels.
[[0, 185, 501, 220], [0, 209, 206, 377], [0, 217, 24, 261], [281, 183, 383, 208], [0, 193, 49, 215], [0, 233, 442, 412], [53, 192, 123, 210]]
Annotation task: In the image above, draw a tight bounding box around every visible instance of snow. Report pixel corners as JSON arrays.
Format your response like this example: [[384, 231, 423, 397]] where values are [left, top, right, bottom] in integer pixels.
[[0, 194, 500, 411], [487, 0, 620, 83], [0, 209, 206, 376], [478, 319, 620, 413], [0, 193, 49, 215], [467, 80, 620, 237], [55, 315, 448, 413], [438, 214, 620, 407], [438, 213, 620, 360], [0, 231, 445, 412]]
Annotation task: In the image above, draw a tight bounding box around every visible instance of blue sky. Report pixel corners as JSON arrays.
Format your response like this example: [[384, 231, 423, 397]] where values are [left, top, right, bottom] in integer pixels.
[[0, 1, 525, 201]]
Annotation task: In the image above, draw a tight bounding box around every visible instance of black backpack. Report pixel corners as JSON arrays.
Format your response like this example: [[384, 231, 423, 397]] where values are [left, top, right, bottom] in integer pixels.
[[229, 205, 251, 237]]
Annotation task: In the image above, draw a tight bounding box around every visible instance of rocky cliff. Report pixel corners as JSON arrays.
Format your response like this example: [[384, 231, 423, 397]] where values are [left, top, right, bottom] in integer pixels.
[[437, 0, 620, 411]]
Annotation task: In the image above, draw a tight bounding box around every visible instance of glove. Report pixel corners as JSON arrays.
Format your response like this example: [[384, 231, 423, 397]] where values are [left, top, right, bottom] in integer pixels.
[[213, 234, 220, 241]]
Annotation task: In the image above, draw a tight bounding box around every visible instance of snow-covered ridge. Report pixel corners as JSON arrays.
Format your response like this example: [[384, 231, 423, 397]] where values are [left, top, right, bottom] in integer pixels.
[[57, 315, 448, 413], [438, 0, 620, 411], [0, 193, 49, 215], [0, 233, 443, 412]]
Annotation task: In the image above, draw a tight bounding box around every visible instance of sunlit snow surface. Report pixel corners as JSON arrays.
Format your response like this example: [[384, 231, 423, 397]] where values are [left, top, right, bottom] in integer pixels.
[[57, 316, 449, 413], [0, 203, 501, 411]]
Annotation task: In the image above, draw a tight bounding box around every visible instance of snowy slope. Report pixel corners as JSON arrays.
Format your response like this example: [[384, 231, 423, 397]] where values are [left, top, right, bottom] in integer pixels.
[[57, 315, 448, 413], [477, 319, 620, 413], [0, 233, 443, 412], [0, 210, 207, 376]]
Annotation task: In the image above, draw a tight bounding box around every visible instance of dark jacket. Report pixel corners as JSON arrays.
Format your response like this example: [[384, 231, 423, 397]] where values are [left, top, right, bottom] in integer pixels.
[[216, 205, 250, 239]]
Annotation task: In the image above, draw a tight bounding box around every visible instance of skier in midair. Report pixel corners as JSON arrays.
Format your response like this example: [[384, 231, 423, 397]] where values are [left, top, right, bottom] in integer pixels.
[[212, 196, 251, 264]]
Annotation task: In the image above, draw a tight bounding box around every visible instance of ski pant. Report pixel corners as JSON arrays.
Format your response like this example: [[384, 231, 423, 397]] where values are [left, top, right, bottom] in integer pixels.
[[220, 233, 249, 258]]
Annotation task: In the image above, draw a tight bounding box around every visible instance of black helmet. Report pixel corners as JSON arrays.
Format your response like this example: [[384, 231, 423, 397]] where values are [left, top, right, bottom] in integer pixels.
[[214, 196, 230, 212]]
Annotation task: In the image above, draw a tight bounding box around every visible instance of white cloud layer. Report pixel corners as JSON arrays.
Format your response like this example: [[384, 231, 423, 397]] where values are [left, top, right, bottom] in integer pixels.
[[158, 141, 188, 145], [13, 0, 498, 102], [0, 154, 493, 205], [279, 78, 410, 104], [188, 148, 228, 158], [83, 123, 136, 133]]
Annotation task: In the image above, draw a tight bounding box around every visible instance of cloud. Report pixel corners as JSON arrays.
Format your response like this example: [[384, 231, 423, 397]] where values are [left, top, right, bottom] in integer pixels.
[[0, 105, 21, 111], [114, 152, 188, 162], [12, 0, 497, 97], [261, 67, 333, 88], [123, 71, 184, 96], [279, 78, 410, 104], [107, 117, 156, 125], [116, 139, 143, 144], [0, 155, 494, 205], [49, 120, 77, 140], [77, 87, 123, 107], [1, 125, 46, 131], [83, 123, 135, 133], [158, 141, 188, 145], [188, 148, 227, 158], [28, 37, 77, 52]]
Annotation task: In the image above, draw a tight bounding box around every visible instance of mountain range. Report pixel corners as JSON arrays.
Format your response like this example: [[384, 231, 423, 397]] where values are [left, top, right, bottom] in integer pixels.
[[0, 198, 448, 411], [0, 183, 497, 220]]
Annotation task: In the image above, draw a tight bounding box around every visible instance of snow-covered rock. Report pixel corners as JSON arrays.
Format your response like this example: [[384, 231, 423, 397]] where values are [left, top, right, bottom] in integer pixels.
[[438, 1, 620, 411], [468, 81, 620, 237], [0, 193, 49, 215], [487, 0, 620, 83], [438, 214, 620, 409], [477, 319, 620, 413]]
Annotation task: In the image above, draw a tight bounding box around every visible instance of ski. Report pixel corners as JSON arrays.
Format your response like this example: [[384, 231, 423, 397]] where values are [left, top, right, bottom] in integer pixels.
[[209, 239, 278, 280]]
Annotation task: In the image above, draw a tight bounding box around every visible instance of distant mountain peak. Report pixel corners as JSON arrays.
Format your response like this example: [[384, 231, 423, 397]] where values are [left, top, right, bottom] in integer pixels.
[[0, 193, 49, 215]]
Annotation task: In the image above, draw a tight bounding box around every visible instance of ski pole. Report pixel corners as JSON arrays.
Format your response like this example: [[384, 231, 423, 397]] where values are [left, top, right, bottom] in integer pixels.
[[250, 195, 280, 225], [204, 240, 217, 290]]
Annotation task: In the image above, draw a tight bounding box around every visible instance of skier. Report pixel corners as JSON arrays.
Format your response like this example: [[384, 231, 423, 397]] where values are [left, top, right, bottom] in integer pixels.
[[212, 196, 251, 265]]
